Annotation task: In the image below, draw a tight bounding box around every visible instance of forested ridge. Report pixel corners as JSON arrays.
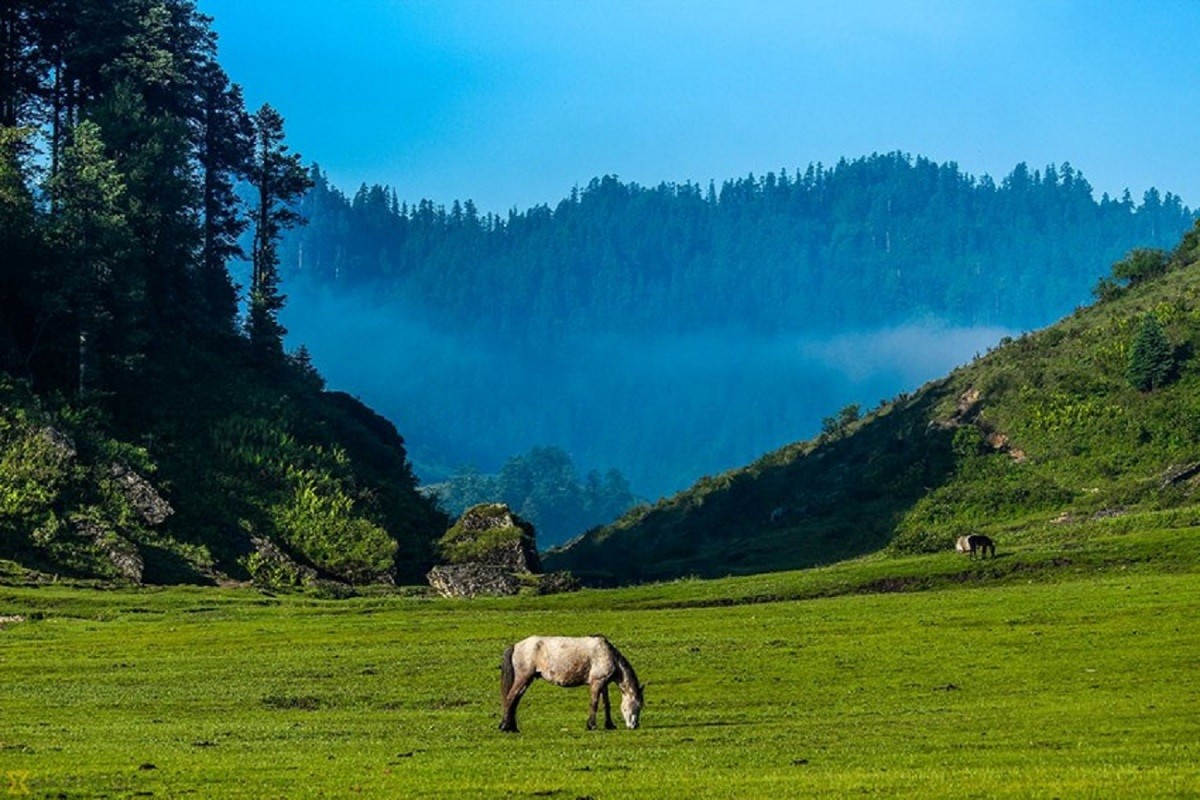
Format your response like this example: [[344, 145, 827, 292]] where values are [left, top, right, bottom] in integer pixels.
[[0, 0, 445, 586], [282, 155, 1193, 337], [275, 155, 1194, 516]]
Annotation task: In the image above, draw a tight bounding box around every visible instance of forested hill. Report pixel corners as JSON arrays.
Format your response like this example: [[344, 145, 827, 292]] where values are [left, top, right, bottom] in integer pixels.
[[281, 155, 1193, 336], [0, 1, 445, 587], [545, 220, 1200, 584]]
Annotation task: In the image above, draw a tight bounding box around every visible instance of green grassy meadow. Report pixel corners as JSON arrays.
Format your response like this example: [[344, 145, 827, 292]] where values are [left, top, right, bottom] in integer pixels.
[[2, 530, 1199, 798]]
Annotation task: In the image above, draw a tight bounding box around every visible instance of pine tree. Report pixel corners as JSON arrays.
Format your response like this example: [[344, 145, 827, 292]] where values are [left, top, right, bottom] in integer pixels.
[[1112, 248, 1169, 288], [196, 61, 252, 332], [0, 126, 38, 375], [0, 1, 44, 128], [246, 103, 311, 360], [1126, 313, 1173, 392], [47, 119, 132, 395]]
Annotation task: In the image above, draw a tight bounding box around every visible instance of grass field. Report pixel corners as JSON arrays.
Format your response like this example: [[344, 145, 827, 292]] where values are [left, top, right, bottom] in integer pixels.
[[2, 529, 1199, 798]]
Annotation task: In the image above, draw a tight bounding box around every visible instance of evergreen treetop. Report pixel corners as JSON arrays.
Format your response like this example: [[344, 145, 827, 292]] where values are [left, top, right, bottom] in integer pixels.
[[1126, 313, 1173, 392]]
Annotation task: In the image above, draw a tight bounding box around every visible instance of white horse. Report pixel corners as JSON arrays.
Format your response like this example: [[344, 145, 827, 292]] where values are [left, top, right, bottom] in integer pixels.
[[499, 635, 644, 733]]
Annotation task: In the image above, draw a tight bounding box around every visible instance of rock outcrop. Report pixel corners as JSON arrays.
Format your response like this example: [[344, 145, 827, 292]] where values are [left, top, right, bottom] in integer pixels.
[[248, 535, 320, 587], [74, 517, 144, 583], [436, 503, 541, 572], [426, 503, 577, 598], [427, 563, 522, 598], [109, 463, 174, 525], [1160, 462, 1200, 488], [31, 427, 173, 584]]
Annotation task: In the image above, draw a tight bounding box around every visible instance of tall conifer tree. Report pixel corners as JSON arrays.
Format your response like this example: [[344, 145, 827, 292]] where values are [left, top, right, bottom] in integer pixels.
[[47, 119, 132, 395], [247, 103, 311, 360], [196, 61, 252, 332]]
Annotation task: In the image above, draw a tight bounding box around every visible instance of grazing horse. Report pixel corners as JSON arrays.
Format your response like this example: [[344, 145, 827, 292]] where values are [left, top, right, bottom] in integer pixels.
[[955, 534, 995, 558], [499, 635, 644, 733]]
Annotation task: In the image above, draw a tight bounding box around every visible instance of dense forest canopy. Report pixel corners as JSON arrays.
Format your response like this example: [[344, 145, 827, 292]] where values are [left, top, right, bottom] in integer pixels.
[[281, 155, 1193, 338], [0, 0, 310, 397], [0, 0, 444, 585]]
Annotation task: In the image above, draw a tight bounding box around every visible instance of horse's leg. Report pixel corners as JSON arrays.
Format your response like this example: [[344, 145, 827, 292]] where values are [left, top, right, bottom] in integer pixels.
[[587, 681, 602, 730], [500, 685, 518, 732], [500, 673, 534, 733], [601, 683, 616, 730], [500, 677, 528, 732]]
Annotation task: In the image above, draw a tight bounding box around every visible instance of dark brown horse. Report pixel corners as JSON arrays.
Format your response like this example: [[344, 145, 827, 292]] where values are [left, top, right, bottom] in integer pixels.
[[499, 635, 644, 733], [955, 534, 996, 558]]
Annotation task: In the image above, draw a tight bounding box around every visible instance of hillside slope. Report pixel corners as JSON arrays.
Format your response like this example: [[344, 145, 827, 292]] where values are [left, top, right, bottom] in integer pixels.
[[546, 222, 1200, 584], [0, 1, 446, 588], [0, 360, 448, 587]]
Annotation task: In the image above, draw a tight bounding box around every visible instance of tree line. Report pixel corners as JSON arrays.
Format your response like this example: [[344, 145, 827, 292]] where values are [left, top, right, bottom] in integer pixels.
[[273, 152, 1194, 507], [280, 154, 1195, 340]]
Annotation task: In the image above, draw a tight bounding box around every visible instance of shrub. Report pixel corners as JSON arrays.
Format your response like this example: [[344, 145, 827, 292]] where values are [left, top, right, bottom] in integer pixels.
[[888, 527, 955, 554], [1111, 248, 1169, 287], [271, 472, 397, 583], [951, 425, 987, 459]]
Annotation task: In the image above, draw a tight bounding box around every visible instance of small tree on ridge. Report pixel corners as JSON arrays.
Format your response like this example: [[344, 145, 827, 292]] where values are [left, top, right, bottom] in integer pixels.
[[1126, 313, 1173, 392]]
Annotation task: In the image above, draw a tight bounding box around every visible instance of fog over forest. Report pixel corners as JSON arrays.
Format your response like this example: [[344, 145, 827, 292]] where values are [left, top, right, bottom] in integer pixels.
[[282, 281, 1011, 504], [273, 155, 1195, 545]]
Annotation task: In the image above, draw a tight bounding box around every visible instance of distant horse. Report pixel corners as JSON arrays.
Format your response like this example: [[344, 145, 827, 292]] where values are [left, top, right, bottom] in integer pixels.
[[955, 534, 995, 558], [499, 635, 644, 733]]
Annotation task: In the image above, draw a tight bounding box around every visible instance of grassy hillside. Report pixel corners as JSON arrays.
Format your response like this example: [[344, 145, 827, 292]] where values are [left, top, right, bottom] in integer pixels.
[[0, 358, 447, 588], [0, 532, 1196, 797], [547, 222, 1200, 584]]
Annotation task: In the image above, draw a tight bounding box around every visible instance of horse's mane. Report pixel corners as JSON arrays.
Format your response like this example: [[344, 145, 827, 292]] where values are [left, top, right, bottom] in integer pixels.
[[609, 641, 639, 689]]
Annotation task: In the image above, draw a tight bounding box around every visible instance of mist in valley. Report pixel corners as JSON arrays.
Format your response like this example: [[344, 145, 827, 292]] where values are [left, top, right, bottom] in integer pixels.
[[282, 280, 1011, 543], [268, 154, 1194, 547]]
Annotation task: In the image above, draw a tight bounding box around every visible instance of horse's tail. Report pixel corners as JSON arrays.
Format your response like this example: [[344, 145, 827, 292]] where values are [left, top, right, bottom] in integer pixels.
[[500, 645, 515, 699]]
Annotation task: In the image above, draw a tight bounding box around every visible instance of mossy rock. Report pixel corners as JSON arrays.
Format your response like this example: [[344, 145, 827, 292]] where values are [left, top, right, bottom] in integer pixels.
[[436, 503, 540, 572]]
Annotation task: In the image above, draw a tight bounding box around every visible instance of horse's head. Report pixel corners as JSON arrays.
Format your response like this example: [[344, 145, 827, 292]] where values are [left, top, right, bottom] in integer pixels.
[[621, 682, 645, 729]]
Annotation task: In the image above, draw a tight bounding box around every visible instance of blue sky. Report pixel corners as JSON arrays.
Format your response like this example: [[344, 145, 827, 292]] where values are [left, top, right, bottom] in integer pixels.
[[198, 0, 1200, 215]]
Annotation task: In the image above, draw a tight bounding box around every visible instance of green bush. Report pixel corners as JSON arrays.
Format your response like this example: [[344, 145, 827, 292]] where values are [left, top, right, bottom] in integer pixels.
[[0, 382, 152, 577], [244, 549, 306, 589], [887, 527, 955, 554], [0, 424, 74, 534], [951, 425, 986, 459], [271, 472, 397, 583], [1111, 248, 1169, 287]]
